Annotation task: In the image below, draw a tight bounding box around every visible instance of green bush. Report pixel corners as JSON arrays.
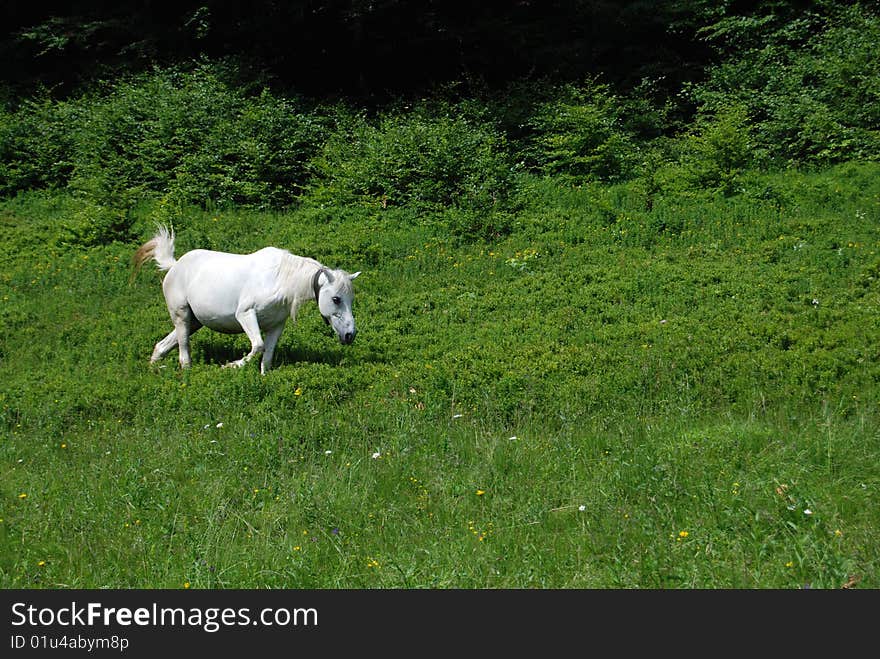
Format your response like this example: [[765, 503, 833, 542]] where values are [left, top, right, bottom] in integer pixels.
[[68, 66, 240, 199], [436, 207, 515, 243], [312, 109, 516, 214], [59, 199, 134, 246], [526, 80, 639, 182], [174, 90, 325, 208], [1, 64, 325, 211], [680, 104, 754, 196], [0, 97, 81, 195], [693, 5, 880, 165]]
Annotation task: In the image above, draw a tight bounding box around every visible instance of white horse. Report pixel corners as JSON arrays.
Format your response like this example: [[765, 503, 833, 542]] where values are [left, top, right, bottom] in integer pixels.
[[132, 226, 360, 374]]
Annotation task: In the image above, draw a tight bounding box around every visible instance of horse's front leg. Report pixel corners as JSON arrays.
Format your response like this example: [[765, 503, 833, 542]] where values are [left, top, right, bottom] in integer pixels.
[[260, 322, 286, 375], [224, 308, 264, 369]]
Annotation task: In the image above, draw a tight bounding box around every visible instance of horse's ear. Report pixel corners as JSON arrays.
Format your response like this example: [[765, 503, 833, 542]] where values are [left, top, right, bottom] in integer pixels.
[[350, 271, 361, 280]]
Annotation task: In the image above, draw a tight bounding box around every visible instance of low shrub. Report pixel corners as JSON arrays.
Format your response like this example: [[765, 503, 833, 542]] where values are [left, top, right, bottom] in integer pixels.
[[693, 5, 880, 166], [526, 80, 639, 182], [679, 103, 755, 196], [312, 109, 517, 215], [0, 97, 81, 195], [174, 90, 325, 208], [1, 64, 325, 210]]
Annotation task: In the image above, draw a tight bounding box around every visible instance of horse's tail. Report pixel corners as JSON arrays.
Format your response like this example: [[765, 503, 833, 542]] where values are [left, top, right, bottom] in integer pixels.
[[130, 225, 177, 283]]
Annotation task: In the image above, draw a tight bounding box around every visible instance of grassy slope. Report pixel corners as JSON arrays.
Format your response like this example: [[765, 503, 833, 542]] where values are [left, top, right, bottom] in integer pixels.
[[1, 163, 879, 588]]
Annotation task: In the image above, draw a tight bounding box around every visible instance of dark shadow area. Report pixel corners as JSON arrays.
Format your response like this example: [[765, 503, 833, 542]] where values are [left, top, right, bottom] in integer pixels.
[[2, 1, 710, 101], [193, 340, 386, 368]]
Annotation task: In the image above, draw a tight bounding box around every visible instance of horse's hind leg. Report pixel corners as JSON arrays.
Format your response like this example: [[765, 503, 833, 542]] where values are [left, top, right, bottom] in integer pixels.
[[164, 306, 201, 369], [150, 329, 179, 364]]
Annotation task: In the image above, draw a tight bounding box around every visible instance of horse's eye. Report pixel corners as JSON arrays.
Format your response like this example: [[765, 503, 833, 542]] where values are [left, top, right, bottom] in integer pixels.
[[332, 296, 341, 305]]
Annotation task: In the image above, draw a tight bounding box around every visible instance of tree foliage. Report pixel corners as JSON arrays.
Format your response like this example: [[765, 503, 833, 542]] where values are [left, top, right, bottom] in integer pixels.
[[1, 1, 878, 221], [693, 3, 880, 165], [1, 1, 712, 101]]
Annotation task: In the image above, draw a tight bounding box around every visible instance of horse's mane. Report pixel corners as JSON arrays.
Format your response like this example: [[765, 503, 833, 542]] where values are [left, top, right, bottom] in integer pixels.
[[274, 250, 353, 304], [274, 251, 321, 302]]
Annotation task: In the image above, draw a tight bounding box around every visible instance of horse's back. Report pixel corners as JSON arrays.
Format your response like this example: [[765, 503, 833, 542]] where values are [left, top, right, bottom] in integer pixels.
[[176, 246, 284, 266], [170, 247, 286, 281]]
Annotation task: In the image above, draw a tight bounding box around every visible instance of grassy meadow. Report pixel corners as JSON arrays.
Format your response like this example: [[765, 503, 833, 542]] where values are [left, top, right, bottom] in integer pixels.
[[1, 162, 879, 588]]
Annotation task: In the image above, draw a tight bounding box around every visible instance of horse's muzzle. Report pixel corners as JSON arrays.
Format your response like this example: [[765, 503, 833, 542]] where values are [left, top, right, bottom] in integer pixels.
[[340, 330, 356, 345]]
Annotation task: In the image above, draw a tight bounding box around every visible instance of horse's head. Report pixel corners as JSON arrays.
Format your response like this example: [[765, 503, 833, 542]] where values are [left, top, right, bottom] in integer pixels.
[[313, 268, 361, 345]]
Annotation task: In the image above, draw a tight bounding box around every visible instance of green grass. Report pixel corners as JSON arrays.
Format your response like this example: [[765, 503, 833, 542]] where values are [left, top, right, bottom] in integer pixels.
[[1, 163, 879, 588]]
